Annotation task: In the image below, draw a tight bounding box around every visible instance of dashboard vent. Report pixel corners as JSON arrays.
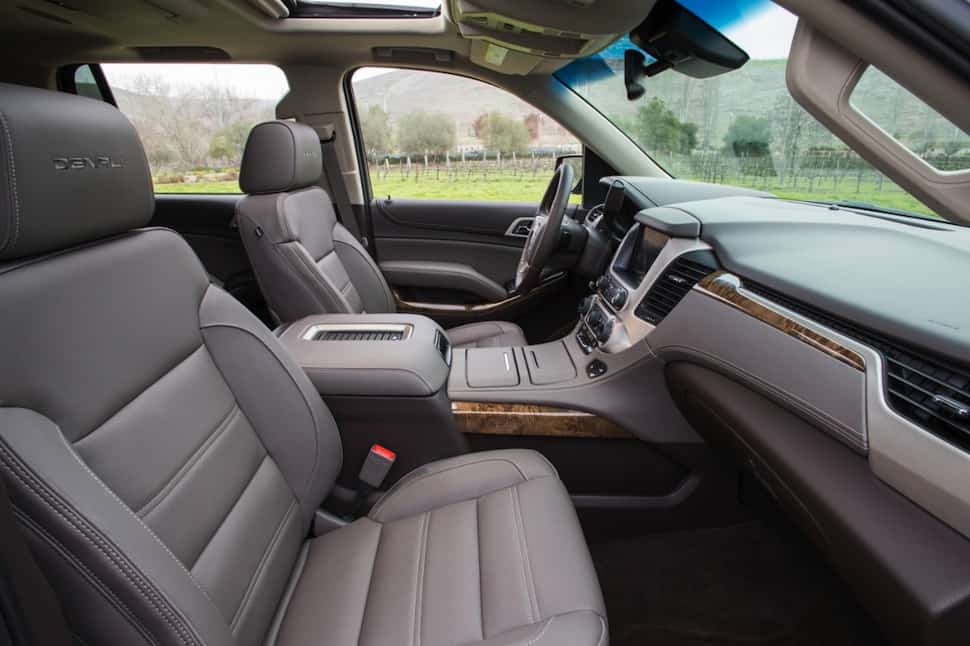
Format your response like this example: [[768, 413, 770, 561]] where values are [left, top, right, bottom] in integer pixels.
[[745, 282, 970, 453], [313, 330, 404, 341], [635, 256, 714, 325]]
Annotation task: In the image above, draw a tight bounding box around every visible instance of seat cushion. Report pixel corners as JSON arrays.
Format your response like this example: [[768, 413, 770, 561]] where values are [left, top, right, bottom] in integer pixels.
[[446, 321, 528, 349], [273, 450, 608, 646]]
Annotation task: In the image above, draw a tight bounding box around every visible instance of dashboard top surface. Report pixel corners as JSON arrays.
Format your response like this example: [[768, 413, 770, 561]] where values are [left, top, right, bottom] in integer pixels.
[[621, 186, 970, 368]]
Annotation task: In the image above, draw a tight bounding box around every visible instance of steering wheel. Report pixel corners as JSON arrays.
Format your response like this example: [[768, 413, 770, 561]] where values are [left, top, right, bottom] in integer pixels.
[[513, 163, 574, 294]]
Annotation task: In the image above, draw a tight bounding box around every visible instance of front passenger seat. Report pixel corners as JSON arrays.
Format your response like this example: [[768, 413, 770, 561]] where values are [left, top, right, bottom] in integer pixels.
[[236, 120, 528, 349], [0, 84, 607, 646]]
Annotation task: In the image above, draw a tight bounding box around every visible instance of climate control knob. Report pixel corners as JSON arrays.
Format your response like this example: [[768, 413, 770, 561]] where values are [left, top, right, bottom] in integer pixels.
[[607, 287, 627, 310]]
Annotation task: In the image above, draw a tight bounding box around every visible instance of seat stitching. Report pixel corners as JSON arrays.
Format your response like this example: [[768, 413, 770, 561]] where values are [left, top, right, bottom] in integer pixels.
[[15, 509, 162, 646], [136, 404, 239, 518], [287, 244, 356, 313], [52, 431, 221, 609], [369, 457, 540, 520], [0, 110, 19, 254], [334, 237, 395, 312], [508, 488, 536, 624], [352, 521, 383, 646], [189, 454, 268, 573], [512, 485, 541, 621], [230, 500, 297, 630], [475, 496, 485, 641], [73, 345, 207, 445], [0, 442, 202, 646], [523, 616, 554, 646], [413, 511, 430, 646], [198, 317, 324, 516], [595, 614, 606, 646]]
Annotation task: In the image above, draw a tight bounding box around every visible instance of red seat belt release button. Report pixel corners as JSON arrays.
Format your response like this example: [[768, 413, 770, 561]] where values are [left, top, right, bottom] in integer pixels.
[[359, 444, 396, 490]]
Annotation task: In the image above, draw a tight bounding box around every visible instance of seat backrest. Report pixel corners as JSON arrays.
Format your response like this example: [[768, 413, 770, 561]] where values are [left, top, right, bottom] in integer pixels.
[[0, 84, 342, 646], [237, 121, 395, 323]]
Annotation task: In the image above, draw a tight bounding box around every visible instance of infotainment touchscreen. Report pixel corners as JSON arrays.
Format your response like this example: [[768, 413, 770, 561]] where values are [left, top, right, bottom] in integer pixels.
[[613, 224, 670, 285]]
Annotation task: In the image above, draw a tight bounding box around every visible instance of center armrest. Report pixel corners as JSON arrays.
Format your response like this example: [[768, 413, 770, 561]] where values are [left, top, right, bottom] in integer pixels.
[[277, 313, 452, 397]]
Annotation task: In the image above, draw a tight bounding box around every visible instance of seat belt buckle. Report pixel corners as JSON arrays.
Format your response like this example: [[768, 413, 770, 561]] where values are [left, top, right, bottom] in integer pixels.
[[359, 444, 396, 490]]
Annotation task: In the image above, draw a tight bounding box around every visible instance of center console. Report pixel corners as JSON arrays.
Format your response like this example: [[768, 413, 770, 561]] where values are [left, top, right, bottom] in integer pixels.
[[277, 313, 468, 492], [575, 207, 716, 356]]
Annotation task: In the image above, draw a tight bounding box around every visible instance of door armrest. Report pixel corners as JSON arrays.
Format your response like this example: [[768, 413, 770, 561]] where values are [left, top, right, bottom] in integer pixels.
[[379, 260, 508, 302]]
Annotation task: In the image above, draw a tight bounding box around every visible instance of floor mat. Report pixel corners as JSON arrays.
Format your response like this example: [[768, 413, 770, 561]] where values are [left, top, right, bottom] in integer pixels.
[[591, 521, 887, 646]]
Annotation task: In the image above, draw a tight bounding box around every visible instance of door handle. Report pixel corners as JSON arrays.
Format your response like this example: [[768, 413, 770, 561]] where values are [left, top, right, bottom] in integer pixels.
[[505, 217, 534, 238]]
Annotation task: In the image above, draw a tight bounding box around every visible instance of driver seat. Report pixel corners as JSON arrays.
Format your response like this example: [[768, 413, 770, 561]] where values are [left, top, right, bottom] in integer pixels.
[[237, 120, 527, 349]]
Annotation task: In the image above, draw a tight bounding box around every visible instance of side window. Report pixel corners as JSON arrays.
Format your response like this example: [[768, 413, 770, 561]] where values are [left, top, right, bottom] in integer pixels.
[[101, 64, 289, 194], [73, 65, 106, 101], [350, 67, 580, 202]]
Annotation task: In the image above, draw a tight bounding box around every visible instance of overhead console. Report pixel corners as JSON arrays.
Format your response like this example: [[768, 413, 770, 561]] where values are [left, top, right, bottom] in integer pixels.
[[446, 0, 655, 72]]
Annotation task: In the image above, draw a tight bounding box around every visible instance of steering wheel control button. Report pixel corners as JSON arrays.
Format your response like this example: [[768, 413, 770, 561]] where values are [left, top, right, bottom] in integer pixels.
[[586, 359, 608, 379]]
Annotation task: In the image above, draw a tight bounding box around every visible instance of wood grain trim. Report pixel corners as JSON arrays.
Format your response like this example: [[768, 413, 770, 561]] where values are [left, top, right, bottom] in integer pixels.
[[695, 272, 866, 371], [451, 401, 634, 439]]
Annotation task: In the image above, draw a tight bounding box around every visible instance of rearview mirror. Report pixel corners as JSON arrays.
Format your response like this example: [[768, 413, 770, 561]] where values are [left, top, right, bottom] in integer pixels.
[[624, 0, 748, 100], [555, 154, 584, 195]]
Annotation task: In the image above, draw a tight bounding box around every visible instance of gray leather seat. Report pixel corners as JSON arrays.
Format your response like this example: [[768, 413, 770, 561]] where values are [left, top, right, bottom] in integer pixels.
[[0, 83, 606, 646], [236, 120, 527, 349]]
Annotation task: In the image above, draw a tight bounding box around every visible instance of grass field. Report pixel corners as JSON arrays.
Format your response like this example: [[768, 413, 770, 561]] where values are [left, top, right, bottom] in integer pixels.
[[153, 174, 939, 219]]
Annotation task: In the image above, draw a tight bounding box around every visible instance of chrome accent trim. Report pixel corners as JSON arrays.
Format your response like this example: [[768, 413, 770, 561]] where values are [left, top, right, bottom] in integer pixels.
[[300, 323, 413, 341], [599, 234, 713, 354], [504, 216, 535, 238]]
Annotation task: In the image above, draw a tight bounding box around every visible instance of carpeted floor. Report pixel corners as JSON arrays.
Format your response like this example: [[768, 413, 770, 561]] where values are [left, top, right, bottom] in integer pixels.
[[591, 521, 888, 646]]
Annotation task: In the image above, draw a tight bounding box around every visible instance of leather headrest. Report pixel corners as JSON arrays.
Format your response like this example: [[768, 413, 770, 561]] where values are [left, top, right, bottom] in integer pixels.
[[0, 83, 153, 261], [239, 120, 323, 195]]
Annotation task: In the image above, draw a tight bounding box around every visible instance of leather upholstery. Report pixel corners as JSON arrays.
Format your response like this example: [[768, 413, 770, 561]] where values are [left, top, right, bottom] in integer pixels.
[[237, 120, 527, 348], [0, 82, 153, 261], [239, 121, 323, 195], [238, 187, 395, 322], [0, 86, 605, 646], [276, 451, 607, 646]]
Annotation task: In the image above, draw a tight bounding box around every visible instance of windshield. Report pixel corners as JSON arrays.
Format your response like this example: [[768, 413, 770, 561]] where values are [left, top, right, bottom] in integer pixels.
[[556, 0, 970, 221]]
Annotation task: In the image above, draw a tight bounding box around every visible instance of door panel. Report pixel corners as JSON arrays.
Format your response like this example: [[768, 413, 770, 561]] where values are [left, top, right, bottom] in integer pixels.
[[152, 194, 270, 322], [371, 196, 585, 339], [372, 197, 531, 303], [376, 237, 523, 286]]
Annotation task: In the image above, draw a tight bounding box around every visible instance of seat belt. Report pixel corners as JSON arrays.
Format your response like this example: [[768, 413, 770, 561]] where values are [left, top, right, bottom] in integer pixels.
[[319, 135, 367, 249], [0, 476, 72, 646]]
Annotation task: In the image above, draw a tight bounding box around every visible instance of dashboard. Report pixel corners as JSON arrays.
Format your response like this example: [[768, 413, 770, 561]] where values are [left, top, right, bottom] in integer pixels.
[[575, 176, 970, 645]]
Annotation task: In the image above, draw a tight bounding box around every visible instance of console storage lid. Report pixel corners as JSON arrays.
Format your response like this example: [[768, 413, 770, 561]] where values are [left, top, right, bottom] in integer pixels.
[[277, 313, 451, 397]]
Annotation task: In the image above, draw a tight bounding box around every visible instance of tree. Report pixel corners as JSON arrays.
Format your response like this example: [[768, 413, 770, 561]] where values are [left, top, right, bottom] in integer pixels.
[[630, 98, 699, 155], [397, 111, 456, 157], [360, 105, 393, 159], [773, 94, 810, 183], [208, 121, 251, 166], [475, 111, 530, 155], [723, 115, 772, 157], [523, 113, 541, 141]]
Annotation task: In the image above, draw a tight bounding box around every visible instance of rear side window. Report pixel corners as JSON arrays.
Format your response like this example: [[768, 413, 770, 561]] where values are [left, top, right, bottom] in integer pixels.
[[102, 64, 289, 194]]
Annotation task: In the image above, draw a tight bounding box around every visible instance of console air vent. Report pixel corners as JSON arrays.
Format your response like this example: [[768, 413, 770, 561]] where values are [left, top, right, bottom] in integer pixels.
[[434, 330, 453, 366], [635, 257, 714, 325], [745, 283, 970, 453], [313, 330, 404, 341]]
